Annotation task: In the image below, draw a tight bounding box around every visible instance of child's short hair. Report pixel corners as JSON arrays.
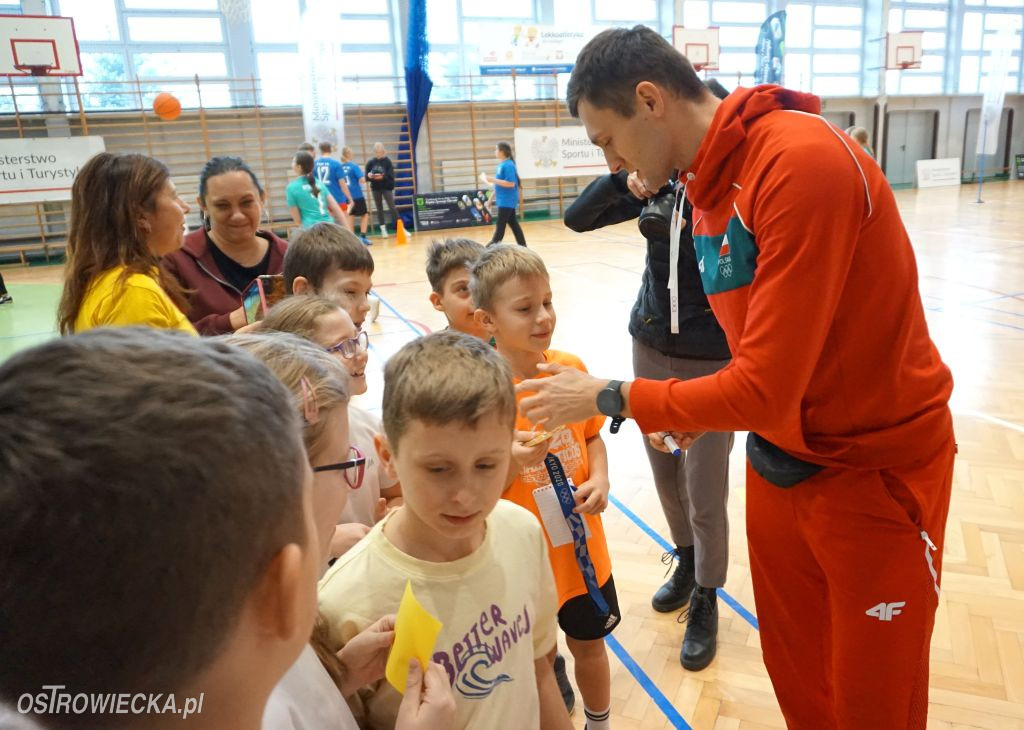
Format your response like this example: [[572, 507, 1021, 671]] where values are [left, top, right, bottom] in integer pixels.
[[469, 243, 549, 311], [845, 125, 870, 145], [0, 328, 308, 702], [382, 330, 516, 450], [283, 222, 374, 294], [425, 238, 486, 293], [225, 332, 349, 461], [318, 141, 333, 154], [261, 294, 344, 343], [298, 142, 316, 153]]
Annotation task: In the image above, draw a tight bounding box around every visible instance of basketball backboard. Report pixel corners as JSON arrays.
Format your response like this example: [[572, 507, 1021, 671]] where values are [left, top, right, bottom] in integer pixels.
[[672, 26, 720, 72], [885, 31, 923, 70], [0, 14, 81, 76]]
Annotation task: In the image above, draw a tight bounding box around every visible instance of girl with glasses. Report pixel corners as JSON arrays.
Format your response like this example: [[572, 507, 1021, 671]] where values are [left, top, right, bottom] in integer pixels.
[[261, 295, 403, 556]]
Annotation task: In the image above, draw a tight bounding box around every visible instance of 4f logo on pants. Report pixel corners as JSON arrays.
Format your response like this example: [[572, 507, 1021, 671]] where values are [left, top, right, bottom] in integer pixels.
[[866, 601, 906, 621]]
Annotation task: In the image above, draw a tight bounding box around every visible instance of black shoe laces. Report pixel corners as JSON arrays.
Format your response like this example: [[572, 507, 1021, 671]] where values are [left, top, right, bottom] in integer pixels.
[[677, 589, 714, 625], [660, 549, 678, 577]]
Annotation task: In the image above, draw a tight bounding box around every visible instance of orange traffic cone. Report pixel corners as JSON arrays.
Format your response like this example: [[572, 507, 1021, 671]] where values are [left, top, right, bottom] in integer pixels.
[[396, 218, 409, 246]]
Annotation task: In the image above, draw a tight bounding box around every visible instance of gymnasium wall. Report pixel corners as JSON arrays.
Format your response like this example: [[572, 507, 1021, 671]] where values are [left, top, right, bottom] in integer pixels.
[[1, 89, 1022, 262]]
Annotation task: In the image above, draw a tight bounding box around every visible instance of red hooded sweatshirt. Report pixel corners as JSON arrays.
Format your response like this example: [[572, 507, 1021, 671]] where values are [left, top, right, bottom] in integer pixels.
[[629, 85, 953, 470]]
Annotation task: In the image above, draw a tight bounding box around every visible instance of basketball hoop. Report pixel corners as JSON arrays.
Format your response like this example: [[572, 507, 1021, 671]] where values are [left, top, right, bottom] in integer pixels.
[[898, 62, 913, 70], [13, 63, 54, 77]]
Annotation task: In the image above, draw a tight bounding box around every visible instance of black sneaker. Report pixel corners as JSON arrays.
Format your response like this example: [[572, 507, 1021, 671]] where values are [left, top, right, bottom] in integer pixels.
[[679, 585, 718, 671], [651, 545, 695, 613], [553, 652, 575, 715], [0, 293, 11, 305]]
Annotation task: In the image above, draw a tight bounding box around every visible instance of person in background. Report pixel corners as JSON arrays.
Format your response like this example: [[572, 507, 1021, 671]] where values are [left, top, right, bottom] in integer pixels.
[[341, 147, 372, 246], [288, 152, 347, 230], [0, 272, 11, 305], [365, 142, 397, 237], [315, 142, 354, 232], [163, 156, 288, 335], [57, 151, 194, 335], [480, 142, 526, 246], [845, 126, 873, 157]]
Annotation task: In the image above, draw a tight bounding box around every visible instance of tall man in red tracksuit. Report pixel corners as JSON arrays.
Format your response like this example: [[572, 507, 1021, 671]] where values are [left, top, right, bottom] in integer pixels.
[[518, 26, 955, 729]]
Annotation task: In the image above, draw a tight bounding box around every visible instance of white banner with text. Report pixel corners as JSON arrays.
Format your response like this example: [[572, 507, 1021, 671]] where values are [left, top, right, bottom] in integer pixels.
[[512, 127, 608, 179], [0, 137, 106, 204]]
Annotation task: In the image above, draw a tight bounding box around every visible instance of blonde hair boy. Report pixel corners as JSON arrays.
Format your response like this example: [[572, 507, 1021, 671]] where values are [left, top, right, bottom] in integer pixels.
[[319, 330, 572, 730], [472, 244, 620, 730]]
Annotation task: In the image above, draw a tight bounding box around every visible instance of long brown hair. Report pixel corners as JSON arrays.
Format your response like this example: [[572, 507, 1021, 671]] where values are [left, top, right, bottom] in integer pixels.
[[57, 152, 187, 334], [293, 151, 320, 199]]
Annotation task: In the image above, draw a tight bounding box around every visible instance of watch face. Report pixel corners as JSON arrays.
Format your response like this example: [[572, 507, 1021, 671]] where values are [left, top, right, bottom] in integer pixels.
[[597, 383, 622, 416]]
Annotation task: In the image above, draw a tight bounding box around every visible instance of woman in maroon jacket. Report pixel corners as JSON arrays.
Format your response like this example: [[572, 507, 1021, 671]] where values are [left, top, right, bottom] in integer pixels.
[[163, 157, 287, 334]]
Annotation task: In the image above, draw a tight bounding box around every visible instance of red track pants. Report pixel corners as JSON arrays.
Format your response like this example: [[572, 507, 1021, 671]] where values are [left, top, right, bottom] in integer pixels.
[[746, 436, 956, 729]]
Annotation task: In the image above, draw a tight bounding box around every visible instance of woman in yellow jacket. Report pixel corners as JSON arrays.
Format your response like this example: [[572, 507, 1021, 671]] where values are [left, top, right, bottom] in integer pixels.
[[58, 152, 196, 335]]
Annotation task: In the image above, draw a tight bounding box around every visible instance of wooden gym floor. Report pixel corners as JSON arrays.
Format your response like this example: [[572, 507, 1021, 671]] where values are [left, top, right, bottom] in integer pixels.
[[1, 180, 1022, 729]]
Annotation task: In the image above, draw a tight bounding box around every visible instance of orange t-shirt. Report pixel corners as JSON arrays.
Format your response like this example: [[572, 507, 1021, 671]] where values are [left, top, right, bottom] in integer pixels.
[[507, 350, 611, 608]]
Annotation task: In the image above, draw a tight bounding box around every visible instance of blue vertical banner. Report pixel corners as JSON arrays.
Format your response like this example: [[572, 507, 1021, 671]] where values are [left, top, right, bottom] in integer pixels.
[[754, 11, 786, 85], [401, 0, 431, 227]]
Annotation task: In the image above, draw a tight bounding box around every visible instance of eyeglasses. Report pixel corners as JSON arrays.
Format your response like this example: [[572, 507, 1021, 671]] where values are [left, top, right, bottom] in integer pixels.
[[312, 445, 366, 489], [325, 331, 369, 359]]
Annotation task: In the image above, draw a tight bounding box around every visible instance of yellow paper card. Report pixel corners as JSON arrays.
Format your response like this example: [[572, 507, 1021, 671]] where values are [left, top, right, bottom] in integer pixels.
[[385, 580, 444, 694]]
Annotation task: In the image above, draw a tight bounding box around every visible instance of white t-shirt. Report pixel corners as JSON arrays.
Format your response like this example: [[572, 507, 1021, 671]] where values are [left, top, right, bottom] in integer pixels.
[[262, 645, 357, 730], [339, 405, 398, 526], [318, 501, 559, 730]]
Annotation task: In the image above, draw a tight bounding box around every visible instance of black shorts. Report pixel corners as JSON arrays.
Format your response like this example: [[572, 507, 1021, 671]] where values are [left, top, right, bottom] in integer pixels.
[[557, 575, 620, 641], [349, 198, 368, 217]]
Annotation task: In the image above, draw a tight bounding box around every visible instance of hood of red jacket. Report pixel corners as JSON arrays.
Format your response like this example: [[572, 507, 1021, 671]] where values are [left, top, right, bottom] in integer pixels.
[[686, 85, 821, 210]]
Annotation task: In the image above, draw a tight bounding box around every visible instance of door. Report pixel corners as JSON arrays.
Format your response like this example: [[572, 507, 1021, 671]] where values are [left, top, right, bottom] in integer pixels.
[[962, 108, 1012, 181], [883, 110, 937, 186]]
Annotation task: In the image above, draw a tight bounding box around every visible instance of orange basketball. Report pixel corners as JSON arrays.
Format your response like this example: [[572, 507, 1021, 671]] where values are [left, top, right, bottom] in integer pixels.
[[153, 92, 181, 121]]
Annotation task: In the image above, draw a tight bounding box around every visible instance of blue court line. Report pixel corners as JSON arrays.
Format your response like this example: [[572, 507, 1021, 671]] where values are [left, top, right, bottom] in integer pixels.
[[969, 304, 1024, 319], [604, 634, 693, 730], [372, 292, 425, 337], [924, 305, 1024, 334], [608, 493, 760, 631], [963, 290, 1023, 305]]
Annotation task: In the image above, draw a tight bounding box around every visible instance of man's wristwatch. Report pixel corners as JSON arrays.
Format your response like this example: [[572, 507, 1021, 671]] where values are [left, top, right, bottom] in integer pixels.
[[596, 380, 626, 434]]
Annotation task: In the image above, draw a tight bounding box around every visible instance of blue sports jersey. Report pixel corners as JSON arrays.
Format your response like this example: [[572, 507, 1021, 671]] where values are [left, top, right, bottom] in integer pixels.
[[314, 157, 347, 203], [494, 158, 519, 208], [340, 161, 365, 200]]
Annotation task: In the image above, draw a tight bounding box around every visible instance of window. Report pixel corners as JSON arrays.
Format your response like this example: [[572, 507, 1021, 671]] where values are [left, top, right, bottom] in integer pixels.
[[126, 16, 224, 43], [133, 52, 228, 77], [59, 0, 119, 41], [594, 0, 657, 21], [956, 7, 1023, 94], [251, 1, 300, 43], [780, 2, 864, 95], [462, 0, 535, 17], [258, 51, 300, 106]]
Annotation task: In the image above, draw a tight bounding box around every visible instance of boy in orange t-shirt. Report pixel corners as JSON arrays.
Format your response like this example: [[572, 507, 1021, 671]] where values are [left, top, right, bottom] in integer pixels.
[[471, 244, 619, 730]]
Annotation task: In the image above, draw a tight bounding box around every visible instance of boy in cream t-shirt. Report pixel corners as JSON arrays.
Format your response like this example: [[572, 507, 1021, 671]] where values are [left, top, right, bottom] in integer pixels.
[[319, 331, 572, 730]]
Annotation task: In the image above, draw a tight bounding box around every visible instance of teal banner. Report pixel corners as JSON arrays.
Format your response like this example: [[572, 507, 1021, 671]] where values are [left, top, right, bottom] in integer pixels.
[[754, 11, 786, 85]]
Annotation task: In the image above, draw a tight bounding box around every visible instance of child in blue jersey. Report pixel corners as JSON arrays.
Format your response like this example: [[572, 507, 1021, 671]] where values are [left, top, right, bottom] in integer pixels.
[[340, 147, 371, 245], [480, 141, 526, 246], [314, 142, 354, 231]]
